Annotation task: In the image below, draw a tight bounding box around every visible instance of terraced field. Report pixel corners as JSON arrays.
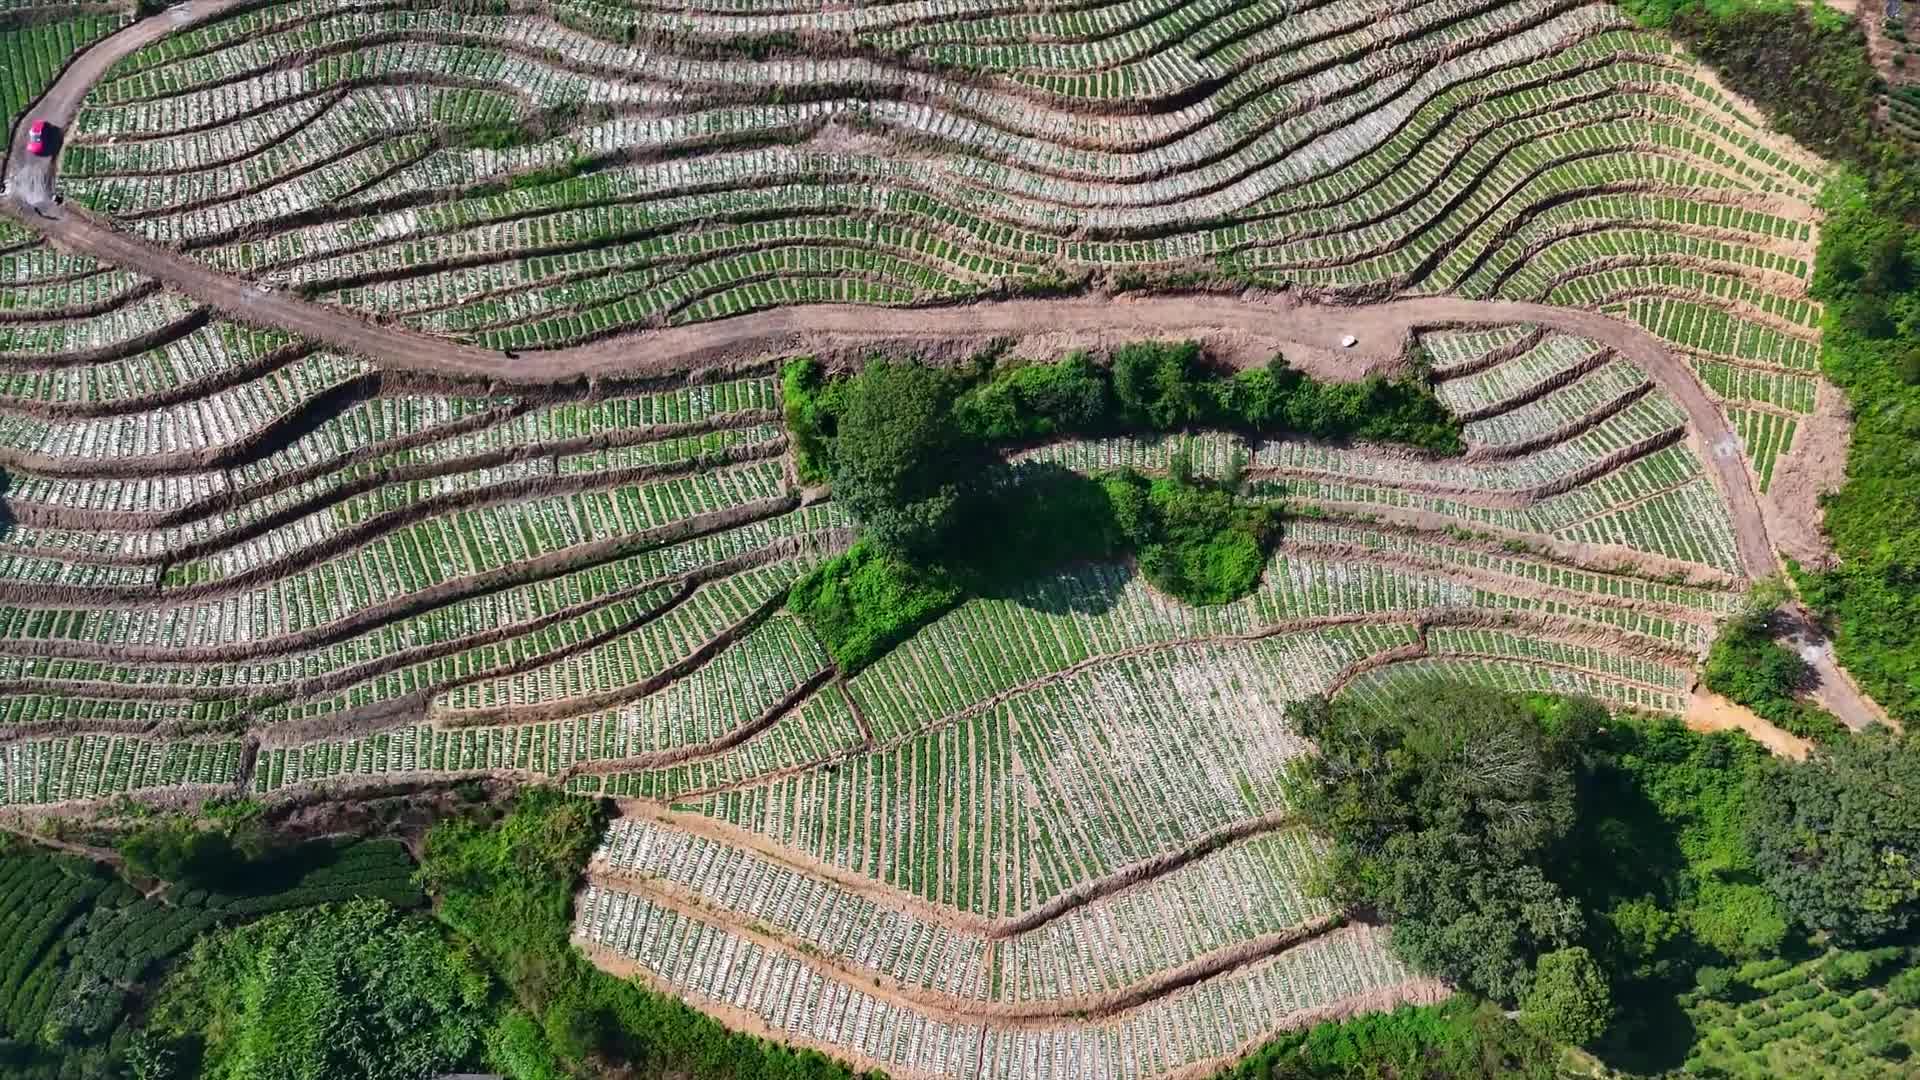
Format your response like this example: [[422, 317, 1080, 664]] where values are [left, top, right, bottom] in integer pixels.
[[0, 0, 1859, 1076]]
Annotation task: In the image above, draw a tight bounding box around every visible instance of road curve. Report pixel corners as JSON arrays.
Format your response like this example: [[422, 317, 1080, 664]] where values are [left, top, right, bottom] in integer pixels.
[[9, 0, 1900, 734]]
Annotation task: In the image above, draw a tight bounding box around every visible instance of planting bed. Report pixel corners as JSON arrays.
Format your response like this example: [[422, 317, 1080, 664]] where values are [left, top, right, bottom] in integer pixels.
[[0, 0, 1858, 1075]]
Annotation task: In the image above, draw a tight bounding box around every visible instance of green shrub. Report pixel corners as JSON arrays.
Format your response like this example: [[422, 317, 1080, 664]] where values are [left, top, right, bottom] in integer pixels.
[[143, 901, 493, 1080], [1736, 957, 1793, 983], [1695, 966, 1736, 999], [1886, 967, 1920, 1005], [483, 1011, 566, 1080], [1109, 470, 1279, 606], [787, 540, 962, 671], [954, 352, 1111, 441], [1702, 613, 1845, 742]]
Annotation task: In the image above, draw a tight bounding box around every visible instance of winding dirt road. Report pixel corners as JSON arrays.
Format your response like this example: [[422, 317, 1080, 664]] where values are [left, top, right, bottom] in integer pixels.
[[2, 1, 1892, 734]]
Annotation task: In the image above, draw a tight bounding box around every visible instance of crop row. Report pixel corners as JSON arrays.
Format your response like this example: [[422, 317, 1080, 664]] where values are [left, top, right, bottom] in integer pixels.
[[1, 450, 789, 599], [1264, 130, 1756, 294], [88, 0, 1559, 168], [596, 816, 992, 999], [1729, 406, 1799, 493], [845, 560, 1419, 743], [686, 637, 1403, 916], [1279, 519, 1739, 616], [253, 612, 831, 791], [1434, 332, 1607, 417], [0, 497, 838, 666], [0, 267, 147, 322], [0, 693, 237, 731], [1270, 442, 1744, 578], [1622, 297, 1820, 370], [1342, 656, 1689, 714], [575, 881, 1416, 1080], [0, 321, 294, 410], [575, 688, 866, 802], [1419, 324, 1540, 374], [0, 351, 368, 467], [1685, 354, 1819, 414], [592, 814, 1335, 1004], [327, 215, 1017, 325], [0, 735, 242, 807], [427, 556, 817, 719], [0, 421, 779, 584], [1541, 265, 1817, 333], [1426, 627, 1692, 690], [0, 239, 114, 284], [1462, 195, 1814, 301], [1462, 361, 1650, 452], [262, 570, 751, 727], [0, 852, 109, 1042], [0, 289, 196, 361], [229, 375, 775, 493]]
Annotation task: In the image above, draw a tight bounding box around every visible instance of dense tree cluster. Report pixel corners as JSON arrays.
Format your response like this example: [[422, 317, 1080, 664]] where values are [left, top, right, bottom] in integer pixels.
[[1745, 730, 1920, 944], [1286, 677, 1920, 1071], [781, 344, 1457, 669], [1799, 180, 1920, 726], [1284, 684, 1595, 1006]]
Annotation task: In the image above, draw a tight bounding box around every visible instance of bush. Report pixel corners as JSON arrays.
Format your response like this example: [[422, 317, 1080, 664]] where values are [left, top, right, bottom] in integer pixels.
[[1888, 967, 1920, 1005], [1695, 965, 1736, 999], [781, 358, 842, 484], [954, 352, 1111, 441], [787, 540, 962, 671], [1821, 947, 1903, 988], [1107, 470, 1279, 606], [1521, 947, 1615, 1045], [1702, 613, 1846, 742], [143, 901, 493, 1080]]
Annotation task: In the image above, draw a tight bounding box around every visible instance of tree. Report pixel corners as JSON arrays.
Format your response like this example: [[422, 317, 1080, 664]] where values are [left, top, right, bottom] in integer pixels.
[[1378, 833, 1584, 1003], [1521, 947, 1614, 1046], [1110, 341, 1204, 430], [1745, 731, 1920, 942], [827, 360, 974, 559]]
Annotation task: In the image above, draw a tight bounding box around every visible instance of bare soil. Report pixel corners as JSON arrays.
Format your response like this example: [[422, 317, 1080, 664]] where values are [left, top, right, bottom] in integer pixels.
[[1765, 380, 1853, 571], [1682, 687, 1811, 759]]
